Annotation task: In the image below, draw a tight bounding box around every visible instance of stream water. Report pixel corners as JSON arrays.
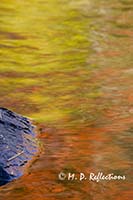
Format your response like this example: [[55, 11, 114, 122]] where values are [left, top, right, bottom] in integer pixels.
[[0, 0, 132, 199]]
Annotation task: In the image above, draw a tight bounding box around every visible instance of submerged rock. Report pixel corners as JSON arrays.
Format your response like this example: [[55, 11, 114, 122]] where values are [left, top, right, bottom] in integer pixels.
[[0, 107, 37, 186]]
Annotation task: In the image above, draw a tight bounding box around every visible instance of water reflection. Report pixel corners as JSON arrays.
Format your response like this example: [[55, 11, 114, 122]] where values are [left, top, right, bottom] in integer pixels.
[[0, 0, 132, 199]]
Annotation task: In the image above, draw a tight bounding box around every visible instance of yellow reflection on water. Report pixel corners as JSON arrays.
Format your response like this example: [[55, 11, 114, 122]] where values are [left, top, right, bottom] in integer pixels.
[[0, 0, 132, 199]]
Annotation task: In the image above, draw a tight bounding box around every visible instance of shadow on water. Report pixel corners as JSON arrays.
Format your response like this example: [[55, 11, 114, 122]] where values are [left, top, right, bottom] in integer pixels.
[[0, 0, 132, 199]]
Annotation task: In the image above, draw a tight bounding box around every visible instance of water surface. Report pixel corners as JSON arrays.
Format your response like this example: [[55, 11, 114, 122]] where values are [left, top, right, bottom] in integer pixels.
[[0, 0, 132, 199]]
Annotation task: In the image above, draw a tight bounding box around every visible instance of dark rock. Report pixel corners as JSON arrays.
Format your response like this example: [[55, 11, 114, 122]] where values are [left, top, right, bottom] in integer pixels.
[[0, 107, 37, 186]]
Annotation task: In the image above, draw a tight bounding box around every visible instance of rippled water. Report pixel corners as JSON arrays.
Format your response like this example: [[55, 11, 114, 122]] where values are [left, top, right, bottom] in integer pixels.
[[0, 0, 132, 199]]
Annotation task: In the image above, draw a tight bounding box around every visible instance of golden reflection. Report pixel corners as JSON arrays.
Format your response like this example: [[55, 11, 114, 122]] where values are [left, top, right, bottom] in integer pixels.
[[0, 0, 132, 199]]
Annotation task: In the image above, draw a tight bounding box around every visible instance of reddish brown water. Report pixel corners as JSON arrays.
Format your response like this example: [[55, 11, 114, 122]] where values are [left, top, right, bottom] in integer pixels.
[[0, 0, 132, 199]]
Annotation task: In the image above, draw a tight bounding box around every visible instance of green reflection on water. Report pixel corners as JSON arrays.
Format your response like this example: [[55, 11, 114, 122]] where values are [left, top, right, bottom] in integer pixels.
[[0, 0, 94, 125], [0, 0, 132, 199]]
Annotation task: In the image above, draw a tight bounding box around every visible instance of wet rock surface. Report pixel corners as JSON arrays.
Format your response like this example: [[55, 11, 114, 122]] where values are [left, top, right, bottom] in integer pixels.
[[0, 108, 37, 186]]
